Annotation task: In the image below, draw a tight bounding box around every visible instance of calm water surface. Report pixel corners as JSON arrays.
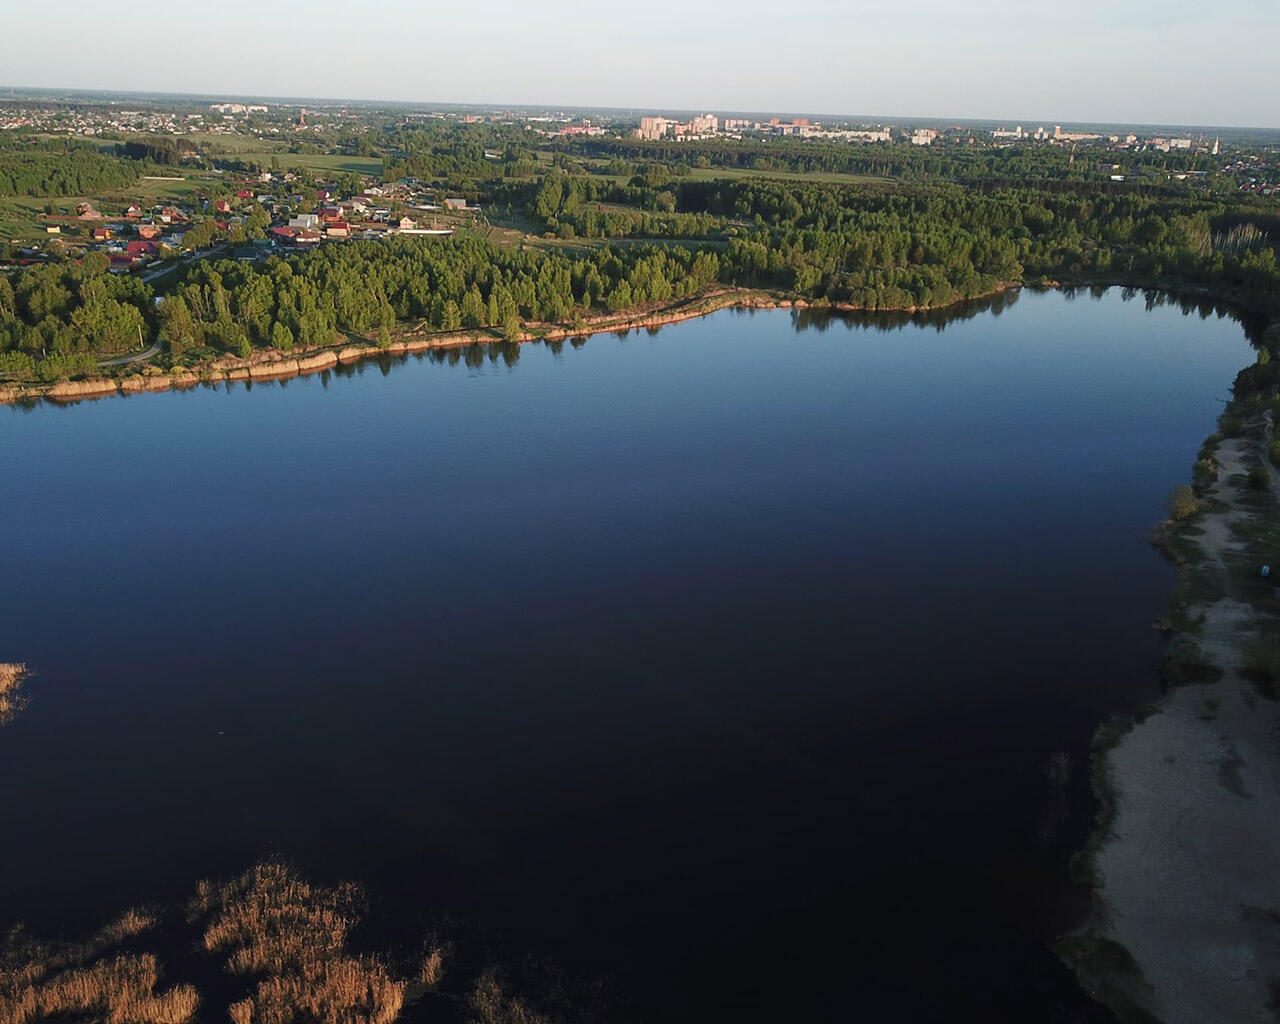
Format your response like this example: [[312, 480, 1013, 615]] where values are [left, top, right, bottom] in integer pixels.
[[0, 289, 1254, 1021]]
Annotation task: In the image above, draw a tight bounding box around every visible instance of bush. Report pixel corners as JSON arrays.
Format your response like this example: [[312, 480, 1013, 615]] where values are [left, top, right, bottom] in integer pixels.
[[1244, 635, 1280, 697], [1162, 637, 1221, 687], [1164, 484, 1198, 521], [1269, 438, 1280, 466], [1192, 457, 1217, 492], [1248, 464, 1271, 490]]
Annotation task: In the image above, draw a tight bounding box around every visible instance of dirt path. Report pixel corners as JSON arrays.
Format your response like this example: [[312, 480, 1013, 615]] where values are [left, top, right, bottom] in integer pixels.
[[98, 339, 163, 367], [1093, 428, 1280, 1023]]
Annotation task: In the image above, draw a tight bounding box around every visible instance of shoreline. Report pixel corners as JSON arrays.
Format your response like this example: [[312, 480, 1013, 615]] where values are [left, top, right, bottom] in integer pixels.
[[0, 284, 1019, 407], [1065, 404, 1280, 1021]]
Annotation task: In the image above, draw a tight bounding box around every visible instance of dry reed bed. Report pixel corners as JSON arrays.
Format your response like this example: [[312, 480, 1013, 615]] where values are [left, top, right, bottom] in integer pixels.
[[0, 665, 28, 726], [191, 863, 404, 1024], [1, 864, 466, 1024], [0, 910, 198, 1024]]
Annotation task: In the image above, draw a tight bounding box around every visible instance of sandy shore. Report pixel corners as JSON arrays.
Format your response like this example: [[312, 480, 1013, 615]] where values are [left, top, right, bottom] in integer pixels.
[[1085, 426, 1280, 1022]]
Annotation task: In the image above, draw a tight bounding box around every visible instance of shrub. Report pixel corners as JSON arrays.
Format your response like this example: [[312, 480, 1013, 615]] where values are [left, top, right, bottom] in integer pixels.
[[1163, 484, 1198, 521], [1162, 637, 1221, 688], [1192, 457, 1218, 492], [1244, 635, 1280, 695], [1248, 464, 1271, 491]]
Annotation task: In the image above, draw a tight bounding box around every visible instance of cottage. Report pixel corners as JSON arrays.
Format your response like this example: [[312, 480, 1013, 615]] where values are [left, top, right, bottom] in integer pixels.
[[326, 222, 350, 238], [213, 199, 232, 214], [295, 229, 321, 245], [444, 197, 467, 210], [398, 216, 417, 231], [288, 214, 320, 230], [137, 224, 162, 240], [126, 240, 159, 258], [124, 205, 143, 219], [92, 227, 112, 241]]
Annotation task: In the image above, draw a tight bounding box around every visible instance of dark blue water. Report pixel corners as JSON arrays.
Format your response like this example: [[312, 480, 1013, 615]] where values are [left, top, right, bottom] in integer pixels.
[[0, 288, 1252, 1021]]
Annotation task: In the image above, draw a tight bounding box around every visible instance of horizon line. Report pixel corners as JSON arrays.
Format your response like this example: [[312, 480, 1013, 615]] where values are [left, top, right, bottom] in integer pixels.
[[2, 83, 1277, 135]]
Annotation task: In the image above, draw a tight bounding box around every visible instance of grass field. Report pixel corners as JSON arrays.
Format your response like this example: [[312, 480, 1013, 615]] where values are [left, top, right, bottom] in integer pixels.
[[229, 152, 384, 176], [173, 135, 384, 177]]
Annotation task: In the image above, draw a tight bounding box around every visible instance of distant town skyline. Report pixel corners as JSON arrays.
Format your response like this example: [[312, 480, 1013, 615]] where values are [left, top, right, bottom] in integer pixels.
[[2, 0, 1277, 129]]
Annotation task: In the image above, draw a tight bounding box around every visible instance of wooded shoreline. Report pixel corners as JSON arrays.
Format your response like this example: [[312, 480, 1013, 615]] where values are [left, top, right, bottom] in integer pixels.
[[0, 284, 1020, 406]]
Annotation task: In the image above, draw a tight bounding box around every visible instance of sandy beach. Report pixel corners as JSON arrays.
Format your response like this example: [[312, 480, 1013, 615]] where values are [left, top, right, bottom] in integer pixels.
[[1089, 426, 1280, 1022]]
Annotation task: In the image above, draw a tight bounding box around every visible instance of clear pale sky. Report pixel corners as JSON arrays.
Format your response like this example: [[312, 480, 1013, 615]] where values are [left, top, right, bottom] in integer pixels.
[[2, 0, 1276, 127]]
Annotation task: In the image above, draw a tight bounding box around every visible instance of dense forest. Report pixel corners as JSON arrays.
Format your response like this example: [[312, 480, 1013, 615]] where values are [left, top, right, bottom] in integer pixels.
[[0, 142, 142, 196]]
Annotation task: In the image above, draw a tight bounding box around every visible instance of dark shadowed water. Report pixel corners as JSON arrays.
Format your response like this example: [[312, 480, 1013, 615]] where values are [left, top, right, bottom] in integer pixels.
[[0, 288, 1255, 1022]]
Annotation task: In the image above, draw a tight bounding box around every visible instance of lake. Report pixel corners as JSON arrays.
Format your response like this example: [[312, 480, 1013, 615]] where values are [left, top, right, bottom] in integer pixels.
[[0, 288, 1255, 1022]]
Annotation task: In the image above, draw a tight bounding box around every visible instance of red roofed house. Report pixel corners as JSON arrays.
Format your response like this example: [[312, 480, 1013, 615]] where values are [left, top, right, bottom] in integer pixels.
[[214, 199, 232, 214], [137, 224, 162, 240], [295, 229, 321, 245], [92, 227, 112, 241], [270, 226, 296, 242], [236, 190, 253, 199], [125, 205, 143, 219], [318, 206, 342, 223], [326, 222, 350, 237], [126, 240, 158, 258]]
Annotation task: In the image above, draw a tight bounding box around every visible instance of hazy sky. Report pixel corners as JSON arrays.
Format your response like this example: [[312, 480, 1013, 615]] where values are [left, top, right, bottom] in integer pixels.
[[3, 0, 1277, 127]]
